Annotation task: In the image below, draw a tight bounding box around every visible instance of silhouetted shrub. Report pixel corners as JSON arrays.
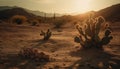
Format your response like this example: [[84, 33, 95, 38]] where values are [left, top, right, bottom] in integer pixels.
[[32, 21, 37, 26], [40, 29, 52, 40], [11, 15, 27, 24], [74, 15, 113, 50], [53, 19, 65, 28], [18, 47, 50, 62], [30, 19, 39, 26]]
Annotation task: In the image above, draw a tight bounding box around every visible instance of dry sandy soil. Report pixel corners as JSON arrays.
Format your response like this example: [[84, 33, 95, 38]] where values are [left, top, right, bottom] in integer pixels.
[[0, 22, 120, 69]]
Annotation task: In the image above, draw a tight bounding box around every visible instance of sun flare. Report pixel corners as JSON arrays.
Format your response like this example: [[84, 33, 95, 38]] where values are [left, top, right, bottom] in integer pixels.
[[74, 0, 91, 13]]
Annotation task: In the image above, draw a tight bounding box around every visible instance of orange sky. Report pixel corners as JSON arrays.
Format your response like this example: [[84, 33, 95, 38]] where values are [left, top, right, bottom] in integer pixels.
[[0, 0, 120, 14]]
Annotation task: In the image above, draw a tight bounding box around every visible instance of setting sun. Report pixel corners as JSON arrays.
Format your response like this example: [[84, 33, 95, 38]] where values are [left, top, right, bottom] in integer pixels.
[[74, 0, 91, 13], [0, 0, 120, 14]]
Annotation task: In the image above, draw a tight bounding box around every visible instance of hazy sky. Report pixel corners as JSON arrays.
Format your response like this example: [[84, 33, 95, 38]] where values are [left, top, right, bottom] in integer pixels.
[[0, 0, 120, 14]]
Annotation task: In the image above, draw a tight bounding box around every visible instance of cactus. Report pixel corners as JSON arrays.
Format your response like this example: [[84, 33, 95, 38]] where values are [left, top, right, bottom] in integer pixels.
[[40, 29, 52, 40], [74, 15, 113, 49]]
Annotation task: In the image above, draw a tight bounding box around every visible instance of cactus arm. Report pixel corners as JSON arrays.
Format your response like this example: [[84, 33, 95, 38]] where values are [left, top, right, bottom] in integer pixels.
[[100, 36, 113, 45], [74, 36, 80, 43], [85, 20, 93, 37], [76, 26, 88, 40], [40, 30, 45, 35], [100, 29, 113, 45], [40, 29, 52, 40], [74, 36, 85, 47], [95, 16, 105, 36]]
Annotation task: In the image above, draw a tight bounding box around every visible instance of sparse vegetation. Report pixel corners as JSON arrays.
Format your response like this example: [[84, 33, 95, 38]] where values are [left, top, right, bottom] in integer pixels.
[[0, 4, 120, 69], [18, 47, 50, 62], [11, 15, 27, 24], [31, 21, 38, 26], [53, 19, 66, 28], [27, 19, 39, 26], [74, 15, 113, 49], [40, 29, 52, 40]]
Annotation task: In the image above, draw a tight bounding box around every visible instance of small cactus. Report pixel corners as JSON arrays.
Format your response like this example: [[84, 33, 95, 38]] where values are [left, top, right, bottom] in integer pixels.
[[100, 29, 113, 45], [74, 15, 113, 49], [40, 29, 52, 40]]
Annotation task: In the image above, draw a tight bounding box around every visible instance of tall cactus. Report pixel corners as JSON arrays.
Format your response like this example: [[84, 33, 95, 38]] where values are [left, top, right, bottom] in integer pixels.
[[74, 15, 113, 49]]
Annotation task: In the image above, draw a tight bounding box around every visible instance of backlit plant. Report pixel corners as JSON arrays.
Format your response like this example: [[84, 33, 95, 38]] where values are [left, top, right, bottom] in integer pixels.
[[74, 15, 113, 50]]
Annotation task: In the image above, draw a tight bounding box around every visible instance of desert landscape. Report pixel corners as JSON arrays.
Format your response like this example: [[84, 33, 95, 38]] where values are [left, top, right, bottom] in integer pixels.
[[0, 1, 120, 69]]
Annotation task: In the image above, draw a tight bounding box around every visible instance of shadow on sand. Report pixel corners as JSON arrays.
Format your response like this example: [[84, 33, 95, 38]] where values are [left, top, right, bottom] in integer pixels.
[[27, 39, 58, 48], [0, 54, 48, 69], [68, 48, 120, 69]]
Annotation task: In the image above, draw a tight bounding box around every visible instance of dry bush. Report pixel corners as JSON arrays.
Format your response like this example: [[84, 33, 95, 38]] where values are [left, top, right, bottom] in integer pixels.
[[74, 15, 113, 50], [11, 15, 27, 24], [27, 19, 39, 26], [31, 21, 39, 26], [53, 19, 66, 28], [18, 47, 50, 62]]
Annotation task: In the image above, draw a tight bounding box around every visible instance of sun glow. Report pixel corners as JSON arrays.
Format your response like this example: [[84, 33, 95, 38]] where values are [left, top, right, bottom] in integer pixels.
[[73, 0, 91, 13]]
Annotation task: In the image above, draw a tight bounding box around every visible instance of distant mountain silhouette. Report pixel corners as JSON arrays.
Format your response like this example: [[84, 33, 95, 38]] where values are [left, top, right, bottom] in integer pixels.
[[0, 4, 120, 22], [0, 6, 62, 20], [74, 3, 120, 22], [0, 7, 35, 20], [96, 3, 120, 22], [25, 9, 62, 17], [0, 6, 12, 11]]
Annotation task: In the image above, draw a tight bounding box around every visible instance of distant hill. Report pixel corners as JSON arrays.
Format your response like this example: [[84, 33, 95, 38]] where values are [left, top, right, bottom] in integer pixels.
[[0, 7, 35, 20], [25, 9, 62, 17], [0, 4, 120, 22], [0, 6, 13, 11], [0, 6, 62, 19], [74, 3, 120, 22], [96, 4, 120, 22]]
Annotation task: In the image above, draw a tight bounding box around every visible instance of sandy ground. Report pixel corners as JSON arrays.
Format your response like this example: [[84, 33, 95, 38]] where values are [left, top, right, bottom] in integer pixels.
[[0, 22, 120, 69]]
